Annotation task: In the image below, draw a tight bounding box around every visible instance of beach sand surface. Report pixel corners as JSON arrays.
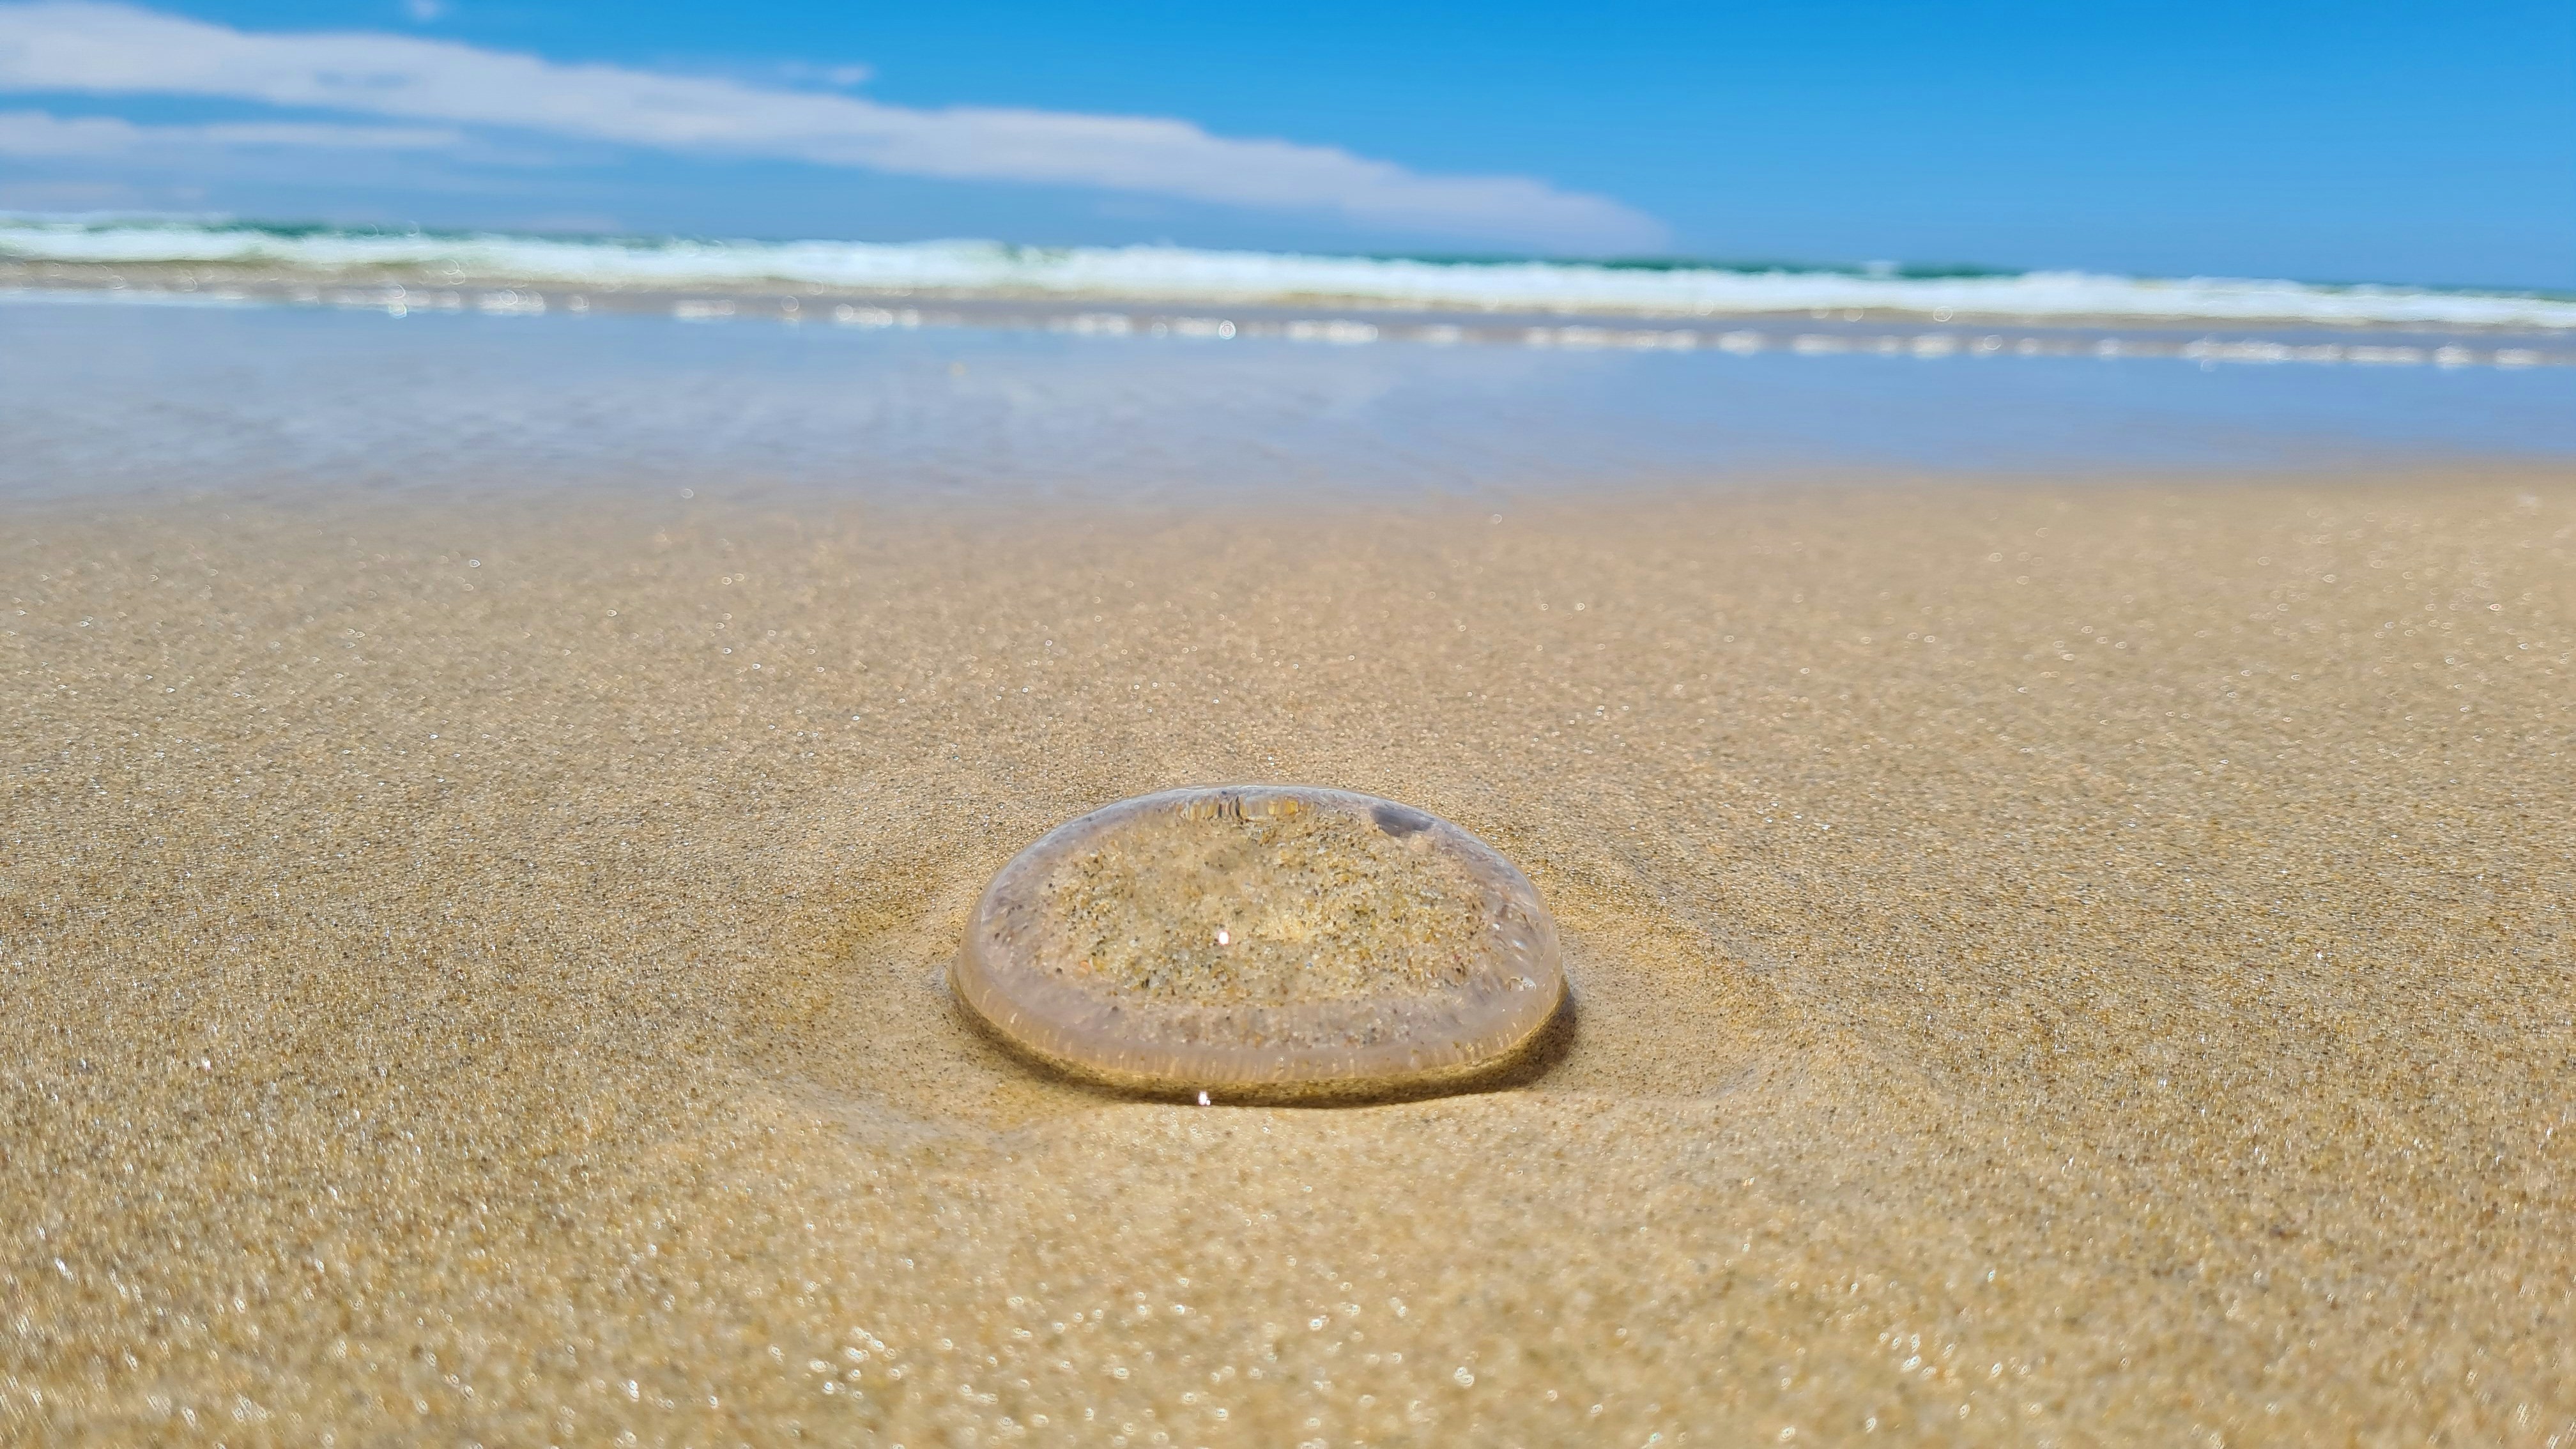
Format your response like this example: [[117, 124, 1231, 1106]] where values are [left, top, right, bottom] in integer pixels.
[[4, 471, 2572, 1444]]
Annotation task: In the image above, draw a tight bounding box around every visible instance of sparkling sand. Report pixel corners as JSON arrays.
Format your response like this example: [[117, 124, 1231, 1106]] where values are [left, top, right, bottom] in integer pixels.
[[4, 472, 2572, 1443]]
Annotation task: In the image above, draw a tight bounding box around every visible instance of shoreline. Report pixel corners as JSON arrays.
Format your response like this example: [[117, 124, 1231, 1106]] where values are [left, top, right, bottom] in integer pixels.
[[6, 470, 2572, 1441], [8, 265, 2576, 372]]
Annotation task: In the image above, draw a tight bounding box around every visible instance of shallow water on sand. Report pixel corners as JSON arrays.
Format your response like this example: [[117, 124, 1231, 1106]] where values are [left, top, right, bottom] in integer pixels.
[[6, 296, 2576, 503]]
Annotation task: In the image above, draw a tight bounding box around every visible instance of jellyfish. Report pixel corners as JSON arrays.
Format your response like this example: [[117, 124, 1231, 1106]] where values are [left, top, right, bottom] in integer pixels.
[[953, 786, 1565, 1102]]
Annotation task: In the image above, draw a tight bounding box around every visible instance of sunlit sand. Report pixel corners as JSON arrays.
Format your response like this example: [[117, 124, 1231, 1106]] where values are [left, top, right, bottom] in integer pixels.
[[4, 471, 2572, 1441]]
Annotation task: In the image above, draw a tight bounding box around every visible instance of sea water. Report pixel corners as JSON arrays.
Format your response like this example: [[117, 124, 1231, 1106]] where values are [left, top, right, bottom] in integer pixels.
[[9, 220, 2573, 503], [5, 293, 2573, 505]]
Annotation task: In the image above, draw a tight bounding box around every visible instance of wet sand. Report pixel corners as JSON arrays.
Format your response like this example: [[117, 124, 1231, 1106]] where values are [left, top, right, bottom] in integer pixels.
[[4, 470, 2572, 1444]]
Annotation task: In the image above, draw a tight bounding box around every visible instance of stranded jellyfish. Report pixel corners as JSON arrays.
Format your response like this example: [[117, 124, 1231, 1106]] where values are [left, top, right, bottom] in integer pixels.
[[954, 785, 1564, 1101]]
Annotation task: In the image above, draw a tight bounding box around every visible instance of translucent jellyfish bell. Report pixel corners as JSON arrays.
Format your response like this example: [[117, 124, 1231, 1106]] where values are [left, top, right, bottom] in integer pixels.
[[954, 786, 1564, 1101]]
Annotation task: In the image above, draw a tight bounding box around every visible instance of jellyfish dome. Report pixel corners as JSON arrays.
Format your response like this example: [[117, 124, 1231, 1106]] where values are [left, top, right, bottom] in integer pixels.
[[954, 785, 1563, 1101]]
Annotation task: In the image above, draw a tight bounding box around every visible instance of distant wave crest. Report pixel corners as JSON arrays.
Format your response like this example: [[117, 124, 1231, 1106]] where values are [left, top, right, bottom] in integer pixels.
[[6, 218, 2573, 330]]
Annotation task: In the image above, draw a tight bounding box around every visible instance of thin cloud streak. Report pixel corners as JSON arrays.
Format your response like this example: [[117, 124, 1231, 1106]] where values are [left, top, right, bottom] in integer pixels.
[[0, 107, 461, 157], [0, 2, 1667, 250]]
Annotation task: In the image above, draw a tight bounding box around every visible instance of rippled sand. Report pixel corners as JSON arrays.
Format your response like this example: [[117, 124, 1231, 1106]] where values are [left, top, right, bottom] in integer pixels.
[[4, 471, 2572, 1444]]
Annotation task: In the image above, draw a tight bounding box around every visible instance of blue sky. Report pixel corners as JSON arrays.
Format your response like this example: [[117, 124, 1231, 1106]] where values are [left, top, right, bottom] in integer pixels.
[[2, 0, 2570, 287]]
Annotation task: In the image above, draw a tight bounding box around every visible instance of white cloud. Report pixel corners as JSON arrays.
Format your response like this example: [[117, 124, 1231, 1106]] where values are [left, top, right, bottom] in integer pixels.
[[0, 1, 1667, 250], [0, 107, 459, 156]]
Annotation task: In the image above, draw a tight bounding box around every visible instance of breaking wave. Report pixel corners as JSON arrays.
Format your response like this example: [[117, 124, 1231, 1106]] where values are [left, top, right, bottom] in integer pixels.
[[7, 218, 2573, 330]]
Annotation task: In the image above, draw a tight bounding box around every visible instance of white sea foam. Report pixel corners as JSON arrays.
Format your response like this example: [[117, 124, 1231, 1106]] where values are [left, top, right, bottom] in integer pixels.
[[6, 218, 2573, 330]]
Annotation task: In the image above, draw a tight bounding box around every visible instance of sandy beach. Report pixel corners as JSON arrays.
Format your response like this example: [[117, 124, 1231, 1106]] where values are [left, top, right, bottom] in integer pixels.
[[4, 469, 2572, 1444]]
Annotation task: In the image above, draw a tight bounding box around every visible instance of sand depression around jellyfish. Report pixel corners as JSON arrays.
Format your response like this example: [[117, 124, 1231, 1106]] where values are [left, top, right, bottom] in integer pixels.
[[953, 786, 1565, 1101]]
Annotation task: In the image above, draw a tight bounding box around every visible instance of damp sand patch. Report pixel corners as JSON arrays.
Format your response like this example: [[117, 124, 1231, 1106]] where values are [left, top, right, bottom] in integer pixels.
[[953, 786, 1563, 1101]]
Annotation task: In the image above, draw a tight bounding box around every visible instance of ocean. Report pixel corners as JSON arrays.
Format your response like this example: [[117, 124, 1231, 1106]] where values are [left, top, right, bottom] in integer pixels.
[[11, 218, 2576, 333], [6, 218, 2575, 503]]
